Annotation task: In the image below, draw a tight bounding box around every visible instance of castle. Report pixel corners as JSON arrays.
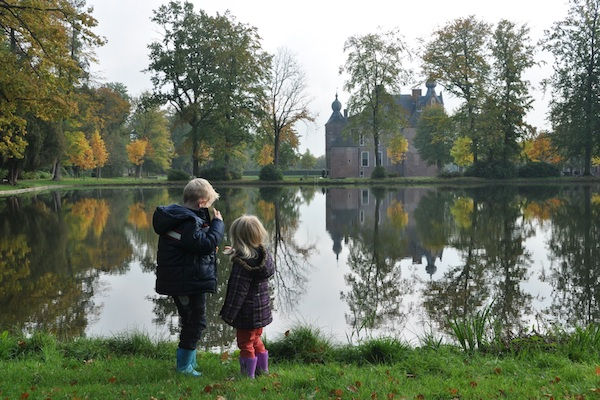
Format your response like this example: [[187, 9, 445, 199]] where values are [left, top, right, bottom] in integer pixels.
[[325, 82, 444, 178]]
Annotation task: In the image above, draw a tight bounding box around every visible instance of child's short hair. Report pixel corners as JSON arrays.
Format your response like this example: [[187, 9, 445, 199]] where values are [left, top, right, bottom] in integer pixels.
[[229, 215, 268, 259], [183, 178, 219, 206]]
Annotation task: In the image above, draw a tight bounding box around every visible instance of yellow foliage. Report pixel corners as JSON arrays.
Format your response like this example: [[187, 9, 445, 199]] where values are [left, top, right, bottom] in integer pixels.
[[126, 139, 149, 166], [257, 200, 275, 223], [386, 200, 409, 229], [65, 131, 95, 170], [387, 136, 409, 164], [451, 197, 474, 229], [90, 131, 109, 168], [257, 144, 274, 166], [450, 137, 473, 167], [128, 203, 149, 229]]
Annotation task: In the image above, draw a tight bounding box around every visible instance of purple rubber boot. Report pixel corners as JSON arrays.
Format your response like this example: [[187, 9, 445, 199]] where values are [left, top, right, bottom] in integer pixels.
[[256, 351, 269, 376], [239, 356, 257, 378]]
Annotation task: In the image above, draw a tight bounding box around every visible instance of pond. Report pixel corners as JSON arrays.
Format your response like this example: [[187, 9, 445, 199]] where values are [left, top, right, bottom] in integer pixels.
[[1, 184, 599, 350]]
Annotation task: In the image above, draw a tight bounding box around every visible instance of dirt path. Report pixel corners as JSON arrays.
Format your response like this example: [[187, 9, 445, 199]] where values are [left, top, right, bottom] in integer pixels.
[[0, 185, 69, 196]]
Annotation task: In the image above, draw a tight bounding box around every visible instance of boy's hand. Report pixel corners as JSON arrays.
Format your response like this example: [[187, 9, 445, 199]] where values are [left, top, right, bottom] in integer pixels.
[[213, 209, 222, 220]]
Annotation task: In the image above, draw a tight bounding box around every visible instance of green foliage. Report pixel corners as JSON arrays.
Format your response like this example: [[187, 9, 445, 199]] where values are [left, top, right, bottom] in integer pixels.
[[518, 161, 561, 178], [199, 166, 242, 181], [370, 166, 387, 179], [21, 170, 52, 180], [259, 164, 283, 181], [167, 169, 190, 181], [265, 326, 333, 363], [415, 104, 455, 168], [562, 324, 600, 362], [464, 160, 517, 179], [350, 338, 411, 364], [448, 304, 493, 353]]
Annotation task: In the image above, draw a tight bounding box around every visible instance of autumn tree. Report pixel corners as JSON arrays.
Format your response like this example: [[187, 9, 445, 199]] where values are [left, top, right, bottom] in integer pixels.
[[386, 136, 409, 164], [258, 47, 314, 171], [0, 0, 102, 184], [65, 131, 94, 176], [415, 104, 455, 168], [451, 136, 474, 168], [147, 1, 269, 178], [298, 149, 317, 169], [127, 139, 149, 178], [89, 131, 108, 178], [423, 17, 491, 163], [524, 132, 563, 164], [544, 0, 600, 175], [128, 97, 174, 174], [341, 29, 411, 169]]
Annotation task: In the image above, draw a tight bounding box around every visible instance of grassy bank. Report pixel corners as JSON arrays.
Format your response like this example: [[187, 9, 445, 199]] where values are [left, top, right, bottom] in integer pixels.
[[2, 175, 600, 195], [1, 328, 600, 399]]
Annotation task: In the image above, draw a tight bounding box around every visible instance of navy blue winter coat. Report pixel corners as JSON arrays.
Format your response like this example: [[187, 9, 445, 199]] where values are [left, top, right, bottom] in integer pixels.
[[152, 204, 224, 295]]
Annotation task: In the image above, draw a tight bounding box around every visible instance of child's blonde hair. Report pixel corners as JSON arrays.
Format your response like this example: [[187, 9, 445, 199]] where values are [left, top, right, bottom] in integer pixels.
[[228, 215, 268, 259], [183, 178, 219, 206]]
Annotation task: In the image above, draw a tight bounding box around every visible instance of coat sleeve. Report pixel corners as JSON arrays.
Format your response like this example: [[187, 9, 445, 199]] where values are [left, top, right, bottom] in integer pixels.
[[180, 218, 225, 255], [220, 263, 252, 324]]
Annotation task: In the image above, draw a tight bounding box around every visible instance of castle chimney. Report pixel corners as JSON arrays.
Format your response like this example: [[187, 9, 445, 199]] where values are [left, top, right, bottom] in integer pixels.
[[343, 109, 348, 118]]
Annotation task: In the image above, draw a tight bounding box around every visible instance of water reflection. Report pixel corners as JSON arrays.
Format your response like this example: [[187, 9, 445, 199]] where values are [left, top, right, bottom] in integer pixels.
[[1, 184, 599, 344]]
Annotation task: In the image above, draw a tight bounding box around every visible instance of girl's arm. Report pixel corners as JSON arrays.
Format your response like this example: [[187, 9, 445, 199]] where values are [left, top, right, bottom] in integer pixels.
[[220, 264, 252, 324]]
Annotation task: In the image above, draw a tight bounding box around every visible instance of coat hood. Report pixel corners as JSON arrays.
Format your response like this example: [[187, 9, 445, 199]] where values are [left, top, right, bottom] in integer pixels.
[[232, 246, 274, 279], [153, 204, 203, 235]]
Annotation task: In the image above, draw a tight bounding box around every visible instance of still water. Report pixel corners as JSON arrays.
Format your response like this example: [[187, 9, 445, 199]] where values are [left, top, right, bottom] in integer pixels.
[[1, 184, 599, 349]]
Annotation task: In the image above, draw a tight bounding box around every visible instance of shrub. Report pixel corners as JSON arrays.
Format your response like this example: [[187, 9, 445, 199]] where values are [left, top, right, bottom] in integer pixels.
[[167, 169, 190, 181], [356, 337, 410, 364], [259, 164, 283, 181], [464, 160, 517, 179], [518, 161, 560, 178], [200, 166, 242, 181], [371, 166, 386, 179], [21, 170, 52, 180], [266, 326, 333, 363]]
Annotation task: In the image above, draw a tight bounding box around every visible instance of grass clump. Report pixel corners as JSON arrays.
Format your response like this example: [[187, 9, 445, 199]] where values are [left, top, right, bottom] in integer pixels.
[[265, 326, 333, 363]]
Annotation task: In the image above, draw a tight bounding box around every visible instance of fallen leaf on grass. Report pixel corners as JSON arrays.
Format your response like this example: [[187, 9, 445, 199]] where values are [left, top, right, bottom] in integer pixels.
[[20, 393, 29, 400], [553, 376, 561, 384], [204, 385, 213, 393], [469, 381, 477, 387], [494, 367, 502, 375], [596, 366, 600, 376], [108, 376, 116, 384], [371, 392, 377, 399], [387, 393, 395, 399], [331, 389, 343, 397], [347, 385, 358, 393], [416, 394, 425, 400], [355, 381, 362, 388], [220, 352, 230, 362], [449, 388, 458, 395]]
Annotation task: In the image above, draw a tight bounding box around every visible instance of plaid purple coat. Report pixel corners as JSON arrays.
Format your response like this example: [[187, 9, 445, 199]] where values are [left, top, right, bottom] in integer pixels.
[[220, 246, 275, 330]]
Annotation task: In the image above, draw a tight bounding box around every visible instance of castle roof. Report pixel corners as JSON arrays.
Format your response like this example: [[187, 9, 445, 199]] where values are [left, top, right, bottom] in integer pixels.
[[326, 94, 347, 125], [393, 81, 444, 127]]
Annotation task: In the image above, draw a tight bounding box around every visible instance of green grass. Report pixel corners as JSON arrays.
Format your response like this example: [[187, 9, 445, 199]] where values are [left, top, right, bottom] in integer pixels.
[[1, 329, 600, 399]]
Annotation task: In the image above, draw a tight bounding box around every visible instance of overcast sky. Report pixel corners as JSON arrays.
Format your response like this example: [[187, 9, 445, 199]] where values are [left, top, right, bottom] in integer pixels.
[[88, 0, 570, 157]]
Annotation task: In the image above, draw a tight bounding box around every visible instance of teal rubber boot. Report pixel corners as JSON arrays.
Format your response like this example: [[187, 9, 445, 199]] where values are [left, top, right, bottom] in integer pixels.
[[176, 348, 201, 377]]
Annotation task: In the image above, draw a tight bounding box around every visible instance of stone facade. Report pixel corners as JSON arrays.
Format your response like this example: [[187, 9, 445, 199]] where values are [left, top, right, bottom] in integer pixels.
[[325, 82, 444, 178]]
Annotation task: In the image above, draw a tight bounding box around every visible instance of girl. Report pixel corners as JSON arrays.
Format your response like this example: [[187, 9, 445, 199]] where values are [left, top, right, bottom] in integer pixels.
[[220, 215, 275, 378]]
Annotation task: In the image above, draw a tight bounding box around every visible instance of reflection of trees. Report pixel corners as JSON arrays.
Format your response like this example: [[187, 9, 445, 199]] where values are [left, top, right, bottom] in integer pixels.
[[258, 187, 314, 313], [546, 186, 600, 327], [0, 191, 138, 338], [341, 189, 412, 341], [421, 187, 537, 336]]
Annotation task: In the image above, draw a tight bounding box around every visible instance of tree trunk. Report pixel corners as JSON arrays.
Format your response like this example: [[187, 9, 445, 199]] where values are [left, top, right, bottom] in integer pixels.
[[8, 160, 19, 185], [274, 130, 280, 167], [52, 159, 62, 181], [136, 164, 142, 178], [96, 166, 101, 179]]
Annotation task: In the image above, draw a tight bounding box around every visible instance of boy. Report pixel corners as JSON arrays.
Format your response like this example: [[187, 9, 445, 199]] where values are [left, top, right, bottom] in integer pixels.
[[152, 178, 224, 376]]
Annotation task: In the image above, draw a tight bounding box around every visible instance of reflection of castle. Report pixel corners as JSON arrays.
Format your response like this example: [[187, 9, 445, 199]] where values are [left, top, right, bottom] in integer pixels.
[[325, 82, 443, 178], [325, 188, 442, 277]]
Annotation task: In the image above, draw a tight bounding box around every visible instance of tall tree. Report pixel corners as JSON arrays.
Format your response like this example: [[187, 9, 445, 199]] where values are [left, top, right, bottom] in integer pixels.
[[488, 20, 536, 162], [259, 47, 314, 170], [544, 0, 600, 175], [340, 29, 411, 169], [0, 0, 102, 184], [422, 17, 491, 163], [147, 1, 269, 178], [414, 104, 455, 168]]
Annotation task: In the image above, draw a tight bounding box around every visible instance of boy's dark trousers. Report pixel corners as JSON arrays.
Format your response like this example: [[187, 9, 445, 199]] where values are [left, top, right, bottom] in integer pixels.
[[173, 294, 206, 350]]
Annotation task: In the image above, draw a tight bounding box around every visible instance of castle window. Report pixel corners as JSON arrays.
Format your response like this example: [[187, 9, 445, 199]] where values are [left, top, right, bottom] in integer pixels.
[[359, 210, 364, 224], [378, 151, 383, 166], [359, 134, 365, 146], [361, 151, 369, 167], [361, 189, 369, 205], [359, 170, 364, 177]]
